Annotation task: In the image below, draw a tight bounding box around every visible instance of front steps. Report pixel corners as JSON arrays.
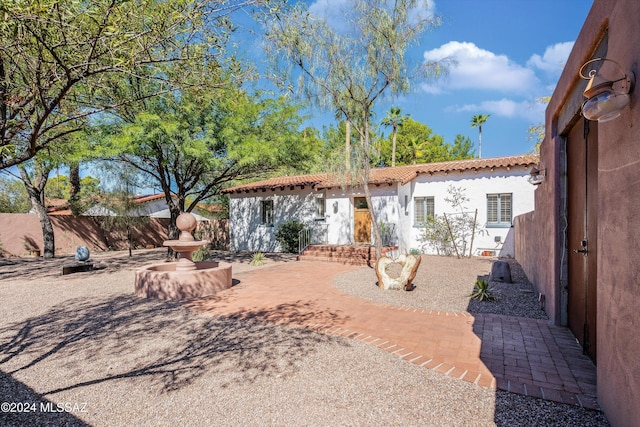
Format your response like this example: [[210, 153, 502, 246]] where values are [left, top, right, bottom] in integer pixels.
[[297, 244, 398, 266]]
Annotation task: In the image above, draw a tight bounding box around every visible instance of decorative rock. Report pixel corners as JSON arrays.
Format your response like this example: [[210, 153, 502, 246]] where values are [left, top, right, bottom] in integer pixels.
[[75, 246, 90, 262], [375, 254, 422, 291], [490, 260, 512, 283]]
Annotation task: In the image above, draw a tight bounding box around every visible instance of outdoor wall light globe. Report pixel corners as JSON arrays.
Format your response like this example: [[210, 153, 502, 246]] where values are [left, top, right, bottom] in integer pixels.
[[528, 167, 546, 186], [580, 58, 635, 122]]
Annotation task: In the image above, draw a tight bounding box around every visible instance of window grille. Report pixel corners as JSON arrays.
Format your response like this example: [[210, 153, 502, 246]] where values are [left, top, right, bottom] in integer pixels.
[[414, 196, 434, 225], [261, 200, 273, 225]]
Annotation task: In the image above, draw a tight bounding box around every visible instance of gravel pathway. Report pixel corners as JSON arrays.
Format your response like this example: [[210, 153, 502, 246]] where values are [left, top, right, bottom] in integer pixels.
[[335, 255, 548, 319], [0, 250, 608, 426]]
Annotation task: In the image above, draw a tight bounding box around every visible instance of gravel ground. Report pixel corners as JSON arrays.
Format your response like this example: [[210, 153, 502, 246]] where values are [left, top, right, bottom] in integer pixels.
[[0, 250, 607, 426], [335, 255, 549, 319]]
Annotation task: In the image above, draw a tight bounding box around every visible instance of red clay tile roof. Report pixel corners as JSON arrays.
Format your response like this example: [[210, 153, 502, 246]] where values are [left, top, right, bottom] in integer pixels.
[[45, 198, 71, 214], [133, 194, 166, 203], [223, 154, 539, 194]]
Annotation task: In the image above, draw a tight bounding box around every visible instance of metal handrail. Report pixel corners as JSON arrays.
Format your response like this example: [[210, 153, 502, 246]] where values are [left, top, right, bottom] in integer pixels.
[[299, 228, 311, 253]]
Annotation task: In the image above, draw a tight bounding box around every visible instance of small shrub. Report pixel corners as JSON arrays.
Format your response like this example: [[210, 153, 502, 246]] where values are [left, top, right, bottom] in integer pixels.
[[250, 252, 266, 266], [469, 278, 496, 301], [275, 219, 305, 253], [191, 246, 211, 262]]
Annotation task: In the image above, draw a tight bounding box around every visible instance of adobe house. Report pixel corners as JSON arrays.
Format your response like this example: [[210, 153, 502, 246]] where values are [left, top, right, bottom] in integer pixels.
[[224, 155, 538, 257], [514, 0, 639, 424]]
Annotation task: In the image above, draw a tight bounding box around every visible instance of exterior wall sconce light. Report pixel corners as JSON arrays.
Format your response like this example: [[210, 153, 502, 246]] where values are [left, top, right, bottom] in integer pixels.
[[333, 201, 339, 214], [528, 167, 546, 186], [580, 58, 635, 122]]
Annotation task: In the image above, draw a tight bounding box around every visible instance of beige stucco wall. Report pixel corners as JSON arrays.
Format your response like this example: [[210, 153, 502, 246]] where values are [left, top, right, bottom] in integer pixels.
[[515, 0, 640, 425], [0, 214, 171, 256]]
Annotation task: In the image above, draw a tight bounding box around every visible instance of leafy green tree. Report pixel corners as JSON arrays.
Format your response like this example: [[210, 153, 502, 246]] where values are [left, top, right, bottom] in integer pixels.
[[11, 129, 93, 257], [392, 119, 443, 165], [0, 175, 29, 213], [97, 186, 149, 257], [44, 173, 101, 211], [265, 0, 446, 257], [45, 175, 70, 200], [381, 120, 474, 165], [449, 135, 476, 160], [79, 176, 101, 200], [471, 114, 490, 158], [100, 87, 309, 241], [381, 107, 410, 167], [17, 158, 55, 257], [0, 0, 274, 170]]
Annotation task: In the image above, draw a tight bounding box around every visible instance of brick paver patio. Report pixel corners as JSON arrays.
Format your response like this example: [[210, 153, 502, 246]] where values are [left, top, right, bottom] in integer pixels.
[[184, 261, 598, 410]]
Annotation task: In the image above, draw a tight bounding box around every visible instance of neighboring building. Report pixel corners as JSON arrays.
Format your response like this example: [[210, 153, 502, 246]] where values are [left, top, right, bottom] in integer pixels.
[[223, 155, 538, 256], [82, 194, 210, 221], [514, 0, 640, 425]]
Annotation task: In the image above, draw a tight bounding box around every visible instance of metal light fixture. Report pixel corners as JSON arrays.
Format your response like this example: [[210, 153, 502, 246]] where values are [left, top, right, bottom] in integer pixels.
[[528, 167, 546, 186], [580, 58, 635, 122]]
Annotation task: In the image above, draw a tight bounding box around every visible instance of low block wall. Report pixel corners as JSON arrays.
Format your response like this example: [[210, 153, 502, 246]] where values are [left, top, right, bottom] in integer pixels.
[[0, 214, 173, 256], [0, 213, 229, 257]]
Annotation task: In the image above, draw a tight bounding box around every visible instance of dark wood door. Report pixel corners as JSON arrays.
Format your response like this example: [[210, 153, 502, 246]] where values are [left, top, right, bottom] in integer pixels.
[[353, 197, 371, 243], [566, 117, 598, 362]]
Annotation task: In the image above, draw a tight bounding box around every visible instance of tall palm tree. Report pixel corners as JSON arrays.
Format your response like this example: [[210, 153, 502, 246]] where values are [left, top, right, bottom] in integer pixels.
[[382, 107, 410, 167], [406, 135, 428, 165], [470, 114, 490, 158]]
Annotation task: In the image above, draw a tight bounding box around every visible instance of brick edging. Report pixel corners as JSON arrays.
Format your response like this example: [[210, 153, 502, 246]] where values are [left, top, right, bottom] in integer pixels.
[[301, 320, 600, 410]]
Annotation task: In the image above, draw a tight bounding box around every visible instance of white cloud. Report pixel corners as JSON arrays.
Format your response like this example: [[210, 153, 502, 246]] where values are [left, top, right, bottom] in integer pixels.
[[527, 41, 574, 75], [408, 0, 437, 25], [421, 41, 540, 94], [448, 98, 546, 121], [308, 0, 349, 22], [308, 0, 437, 31]]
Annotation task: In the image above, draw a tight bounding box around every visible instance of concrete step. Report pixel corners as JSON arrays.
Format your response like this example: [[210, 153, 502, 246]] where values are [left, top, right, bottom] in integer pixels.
[[298, 245, 398, 267], [296, 255, 371, 266]]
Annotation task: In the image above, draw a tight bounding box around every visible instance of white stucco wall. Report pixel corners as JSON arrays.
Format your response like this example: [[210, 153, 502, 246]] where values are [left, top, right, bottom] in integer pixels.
[[324, 185, 399, 245], [229, 187, 322, 252], [228, 166, 535, 256], [406, 169, 535, 257]]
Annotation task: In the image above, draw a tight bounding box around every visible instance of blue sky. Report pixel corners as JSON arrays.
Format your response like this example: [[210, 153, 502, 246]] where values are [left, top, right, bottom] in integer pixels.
[[251, 0, 594, 158]]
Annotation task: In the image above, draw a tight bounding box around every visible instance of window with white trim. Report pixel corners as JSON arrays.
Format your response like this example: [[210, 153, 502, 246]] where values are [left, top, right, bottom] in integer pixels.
[[261, 200, 273, 226], [414, 196, 434, 226], [487, 193, 512, 227]]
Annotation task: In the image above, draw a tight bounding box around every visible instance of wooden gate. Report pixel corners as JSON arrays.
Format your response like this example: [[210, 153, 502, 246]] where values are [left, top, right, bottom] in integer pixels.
[[566, 117, 598, 362], [353, 197, 371, 243]]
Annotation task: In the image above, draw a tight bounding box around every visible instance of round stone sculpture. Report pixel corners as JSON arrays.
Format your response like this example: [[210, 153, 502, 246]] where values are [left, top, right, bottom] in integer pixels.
[[176, 212, 197, 241], [75, 246, 90, 262]]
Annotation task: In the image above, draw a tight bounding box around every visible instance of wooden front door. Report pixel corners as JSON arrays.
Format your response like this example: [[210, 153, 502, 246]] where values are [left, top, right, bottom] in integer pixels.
[[353, 197, 371, 243], [566, 117, 598, 362]]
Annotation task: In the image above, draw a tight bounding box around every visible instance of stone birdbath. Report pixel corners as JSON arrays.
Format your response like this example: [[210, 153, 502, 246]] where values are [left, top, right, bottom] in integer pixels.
[[135, 212, 232, 300]]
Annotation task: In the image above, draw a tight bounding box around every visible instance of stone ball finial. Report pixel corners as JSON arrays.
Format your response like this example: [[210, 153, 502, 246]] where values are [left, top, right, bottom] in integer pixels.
[[176, 212, 197, 242]]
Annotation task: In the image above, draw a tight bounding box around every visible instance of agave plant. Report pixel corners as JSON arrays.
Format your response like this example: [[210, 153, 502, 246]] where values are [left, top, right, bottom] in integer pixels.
[[250, 252, 266, 266], [469, 278, 496, 301]]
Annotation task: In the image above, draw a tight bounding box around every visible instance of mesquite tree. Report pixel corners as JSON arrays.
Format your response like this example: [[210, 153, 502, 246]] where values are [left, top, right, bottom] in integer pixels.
[[265, 0, 446, 257], [0, 0, 277, 170]]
